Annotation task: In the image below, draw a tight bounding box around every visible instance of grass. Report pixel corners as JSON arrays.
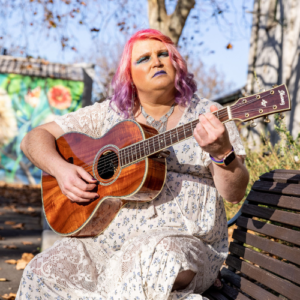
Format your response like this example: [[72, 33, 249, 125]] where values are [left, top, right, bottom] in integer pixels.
[[224, 114, 300, 221]]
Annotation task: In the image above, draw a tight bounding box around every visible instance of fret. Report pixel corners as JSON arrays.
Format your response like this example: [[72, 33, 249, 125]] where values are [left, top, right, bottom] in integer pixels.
[[164, 134, 167, 147], [138, 142, 141, 160], [217, 110, 219, 120], [190, 122, 193, 134], [130, 147, 133, 163], [176, 127, 179, 141], [152, 137, 156, 152], [183, 126, 187, 138]]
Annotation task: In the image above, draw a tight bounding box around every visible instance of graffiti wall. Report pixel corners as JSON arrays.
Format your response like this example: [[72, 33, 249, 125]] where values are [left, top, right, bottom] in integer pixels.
[[0, 73, 84, 184]]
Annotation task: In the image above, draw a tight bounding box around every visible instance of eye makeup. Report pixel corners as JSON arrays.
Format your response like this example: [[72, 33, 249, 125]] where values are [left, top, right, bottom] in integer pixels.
[[134, 50, 169, 65]]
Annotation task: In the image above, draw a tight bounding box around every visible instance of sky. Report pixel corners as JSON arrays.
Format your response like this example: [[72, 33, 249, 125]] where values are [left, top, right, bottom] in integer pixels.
[[0, 0, 254, 98]]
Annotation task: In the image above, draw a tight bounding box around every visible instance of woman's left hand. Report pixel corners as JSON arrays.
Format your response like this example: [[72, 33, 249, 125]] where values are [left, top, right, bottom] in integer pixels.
[[193, 105, 232, 160]]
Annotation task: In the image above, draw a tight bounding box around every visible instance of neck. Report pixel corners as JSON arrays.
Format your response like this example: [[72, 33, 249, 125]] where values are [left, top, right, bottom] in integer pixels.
[[120, 106, 230, 166]]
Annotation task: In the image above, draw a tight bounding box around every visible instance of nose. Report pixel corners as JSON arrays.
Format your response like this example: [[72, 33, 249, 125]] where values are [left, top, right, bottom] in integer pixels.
[[152, 55, 163, 67]]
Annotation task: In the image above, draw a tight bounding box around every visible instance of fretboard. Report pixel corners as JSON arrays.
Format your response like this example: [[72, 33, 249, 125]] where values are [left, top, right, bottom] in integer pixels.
[[120, 106, 229, 166]]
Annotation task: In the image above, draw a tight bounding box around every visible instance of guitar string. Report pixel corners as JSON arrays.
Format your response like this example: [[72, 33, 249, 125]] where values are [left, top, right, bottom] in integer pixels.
[[78, 100, 284, 175], [76, 91, 284, 173], [80, 90, 281, 171]]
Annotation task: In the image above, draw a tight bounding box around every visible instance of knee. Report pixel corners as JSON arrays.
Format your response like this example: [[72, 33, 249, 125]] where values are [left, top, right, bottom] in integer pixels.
[[172, 269, 196, 291]]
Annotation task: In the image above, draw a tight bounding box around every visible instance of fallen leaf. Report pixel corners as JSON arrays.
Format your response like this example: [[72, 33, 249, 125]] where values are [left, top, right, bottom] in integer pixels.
[[3, 245, 17, 249], [5, 259, 17, 265], [27, 207, 34, 212], [11, 223, 24, 230], [4, 221, 16, 225], [0, 278, 7, 281], [22, 241, 32, 245], [226, 43, 233, 49], [1, 293, 16, 300], [16, 253, 34, 270]]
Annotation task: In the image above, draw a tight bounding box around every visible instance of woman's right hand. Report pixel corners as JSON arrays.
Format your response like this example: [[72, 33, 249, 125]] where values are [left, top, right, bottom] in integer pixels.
[[53, 162, 99, 203]]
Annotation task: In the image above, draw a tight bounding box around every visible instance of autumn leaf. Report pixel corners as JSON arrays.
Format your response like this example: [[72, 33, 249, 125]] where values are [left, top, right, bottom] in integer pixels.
[[22, 241, 33, 245], [0, 278, 7, 282], [3, 245, 17, 249], [1, 293, 16, 300], [226, 43, 233, 49], [11, 223, 24, 230], [16, 253, 34, 270], [5, 221, 16, 225], [5, 259, 17, 265]]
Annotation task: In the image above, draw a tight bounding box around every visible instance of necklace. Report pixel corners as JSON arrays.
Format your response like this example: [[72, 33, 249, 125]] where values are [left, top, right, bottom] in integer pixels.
[[140, 103, 175, 133]]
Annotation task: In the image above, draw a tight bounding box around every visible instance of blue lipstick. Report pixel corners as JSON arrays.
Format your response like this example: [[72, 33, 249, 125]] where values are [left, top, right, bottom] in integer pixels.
[[153, 70, 167, 78]]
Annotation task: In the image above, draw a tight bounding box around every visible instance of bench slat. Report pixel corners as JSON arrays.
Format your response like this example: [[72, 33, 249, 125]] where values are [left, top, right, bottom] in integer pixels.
[[271, 169, 300, 175], [232, 229, 300, 265], [226, 255, 300, 299], [221, 268, 280, 300], [242, 204, 300, 227], [252, 181, 300, 196], [229, 242, 300, 285], [246, 190, 300, 211], [236, 216, 300, 246], [260, 172, 300, 184]]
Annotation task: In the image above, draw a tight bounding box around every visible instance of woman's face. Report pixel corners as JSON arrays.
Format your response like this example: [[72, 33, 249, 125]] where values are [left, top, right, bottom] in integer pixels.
[[131, 39, 176, 97]]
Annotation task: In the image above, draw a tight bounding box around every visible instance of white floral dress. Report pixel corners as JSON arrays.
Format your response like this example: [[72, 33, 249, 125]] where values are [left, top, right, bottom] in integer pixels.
[[17, 94, 246, 300]]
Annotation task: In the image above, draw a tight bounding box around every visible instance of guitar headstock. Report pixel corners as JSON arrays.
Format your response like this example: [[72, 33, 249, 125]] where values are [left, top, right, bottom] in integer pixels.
[[230, 84, 291, 122]]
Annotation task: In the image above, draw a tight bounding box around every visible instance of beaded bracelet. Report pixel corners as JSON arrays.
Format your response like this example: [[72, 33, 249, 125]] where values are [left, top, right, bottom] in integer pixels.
[[209, 147, 234, 166]]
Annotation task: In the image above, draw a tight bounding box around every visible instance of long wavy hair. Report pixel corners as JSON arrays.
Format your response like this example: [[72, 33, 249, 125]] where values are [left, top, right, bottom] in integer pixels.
[[110, 29, 197, 118]]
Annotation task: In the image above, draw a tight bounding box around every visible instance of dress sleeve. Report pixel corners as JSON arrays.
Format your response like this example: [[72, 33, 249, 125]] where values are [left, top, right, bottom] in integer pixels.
[[202, 102, 246, 168], [54, 100, 110, 138]]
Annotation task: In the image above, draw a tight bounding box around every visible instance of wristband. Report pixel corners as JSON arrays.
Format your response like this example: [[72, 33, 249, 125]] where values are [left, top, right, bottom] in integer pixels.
[[210, 147, 235, 166]]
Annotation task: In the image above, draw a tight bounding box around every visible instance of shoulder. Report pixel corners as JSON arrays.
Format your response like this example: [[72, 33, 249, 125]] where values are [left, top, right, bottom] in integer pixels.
[[189, 93, 222, 114]]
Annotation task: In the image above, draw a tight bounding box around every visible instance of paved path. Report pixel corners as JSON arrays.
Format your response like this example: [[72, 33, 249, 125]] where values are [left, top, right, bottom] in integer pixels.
[[0, 196, 42, 297]]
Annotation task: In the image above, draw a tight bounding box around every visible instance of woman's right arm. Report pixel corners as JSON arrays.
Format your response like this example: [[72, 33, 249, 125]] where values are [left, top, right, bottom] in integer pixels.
[[21, 122, 99, 203]]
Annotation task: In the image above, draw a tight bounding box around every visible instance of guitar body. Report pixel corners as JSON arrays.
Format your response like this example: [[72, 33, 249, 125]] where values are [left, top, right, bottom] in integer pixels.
[[42, 120, 166, 237]]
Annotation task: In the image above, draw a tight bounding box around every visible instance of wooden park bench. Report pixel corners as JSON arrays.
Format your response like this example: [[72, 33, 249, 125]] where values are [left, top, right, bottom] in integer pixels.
[[203, 169, 300, 300]]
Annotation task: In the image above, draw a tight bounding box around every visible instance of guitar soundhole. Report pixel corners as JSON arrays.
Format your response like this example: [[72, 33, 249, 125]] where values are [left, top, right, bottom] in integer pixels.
[[97, 150, 119, 180]]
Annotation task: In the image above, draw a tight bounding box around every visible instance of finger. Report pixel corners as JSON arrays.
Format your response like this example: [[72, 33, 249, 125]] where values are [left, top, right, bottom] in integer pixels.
[[210, 105, 219, 113], [76, 167, 98, 184], [67, 191, 95, 203], [71, 185, 99, 200], [194, 121, 208, 147], [199, 113, 217, 135]]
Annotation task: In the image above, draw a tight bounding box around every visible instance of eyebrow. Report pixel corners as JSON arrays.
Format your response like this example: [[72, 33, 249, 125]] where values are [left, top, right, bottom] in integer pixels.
[[134, 49, 169, 62]]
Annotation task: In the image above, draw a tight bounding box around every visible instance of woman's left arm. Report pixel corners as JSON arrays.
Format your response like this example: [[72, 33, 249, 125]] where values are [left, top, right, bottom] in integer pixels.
[[193, 105, 249, 204]]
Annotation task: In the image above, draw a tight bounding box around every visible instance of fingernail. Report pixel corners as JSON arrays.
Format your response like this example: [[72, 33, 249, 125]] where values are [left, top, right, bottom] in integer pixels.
[[94, 195, 99, 199], [92, 178, 97, 181]]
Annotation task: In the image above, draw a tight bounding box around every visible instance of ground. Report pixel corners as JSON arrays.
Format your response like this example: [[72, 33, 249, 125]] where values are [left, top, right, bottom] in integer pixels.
[[0, 183, 42, 298]]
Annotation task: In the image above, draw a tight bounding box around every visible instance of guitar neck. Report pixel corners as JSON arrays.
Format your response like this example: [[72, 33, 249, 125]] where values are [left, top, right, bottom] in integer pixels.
[[119, 106, 230, 166]]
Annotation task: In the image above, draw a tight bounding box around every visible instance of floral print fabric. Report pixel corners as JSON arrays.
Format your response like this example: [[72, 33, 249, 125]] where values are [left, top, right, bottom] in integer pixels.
[[17, 94, 246, 300]]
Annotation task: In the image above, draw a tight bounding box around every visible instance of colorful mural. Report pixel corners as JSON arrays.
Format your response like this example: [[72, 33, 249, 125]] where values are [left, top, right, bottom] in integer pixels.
[[0, 73, 84, 184]]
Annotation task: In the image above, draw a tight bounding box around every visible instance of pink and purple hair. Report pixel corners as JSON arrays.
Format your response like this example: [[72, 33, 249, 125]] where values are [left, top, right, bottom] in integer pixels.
[[110, 29, 197, 118]]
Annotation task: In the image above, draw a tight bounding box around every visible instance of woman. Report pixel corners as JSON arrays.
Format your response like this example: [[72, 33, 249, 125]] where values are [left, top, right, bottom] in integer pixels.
[[17, 29, 249, 299]]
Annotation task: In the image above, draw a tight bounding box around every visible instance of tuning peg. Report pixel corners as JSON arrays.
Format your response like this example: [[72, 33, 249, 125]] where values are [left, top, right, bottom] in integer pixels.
[[250, 120, 257, 127], [278, 113, 285, 120], [264, 116, 270, 123]]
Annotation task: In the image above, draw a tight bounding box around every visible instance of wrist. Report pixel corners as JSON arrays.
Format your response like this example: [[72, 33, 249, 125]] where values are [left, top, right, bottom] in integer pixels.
[[210, 146, 233, 161], [210, 146, 235, 167]]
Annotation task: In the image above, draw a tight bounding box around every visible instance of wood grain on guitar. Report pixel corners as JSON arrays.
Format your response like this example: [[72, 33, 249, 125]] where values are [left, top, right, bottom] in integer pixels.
[[42, 84, 291, 237]]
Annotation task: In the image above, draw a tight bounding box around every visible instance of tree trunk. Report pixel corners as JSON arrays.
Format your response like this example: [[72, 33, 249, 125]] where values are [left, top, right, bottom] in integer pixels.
[[148, 0, 195, 45]]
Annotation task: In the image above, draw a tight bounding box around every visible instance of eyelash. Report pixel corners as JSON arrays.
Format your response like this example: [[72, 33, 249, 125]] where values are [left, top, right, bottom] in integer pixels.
[[136, 51, 169, 64]]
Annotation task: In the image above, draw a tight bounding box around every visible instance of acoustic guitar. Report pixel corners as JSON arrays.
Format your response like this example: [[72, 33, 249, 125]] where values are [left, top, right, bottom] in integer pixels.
[[42, 84, 291, 237]]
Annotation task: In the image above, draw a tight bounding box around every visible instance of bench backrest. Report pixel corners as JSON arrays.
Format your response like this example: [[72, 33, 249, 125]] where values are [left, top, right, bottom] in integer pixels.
[[222, 169, 300, 300]]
